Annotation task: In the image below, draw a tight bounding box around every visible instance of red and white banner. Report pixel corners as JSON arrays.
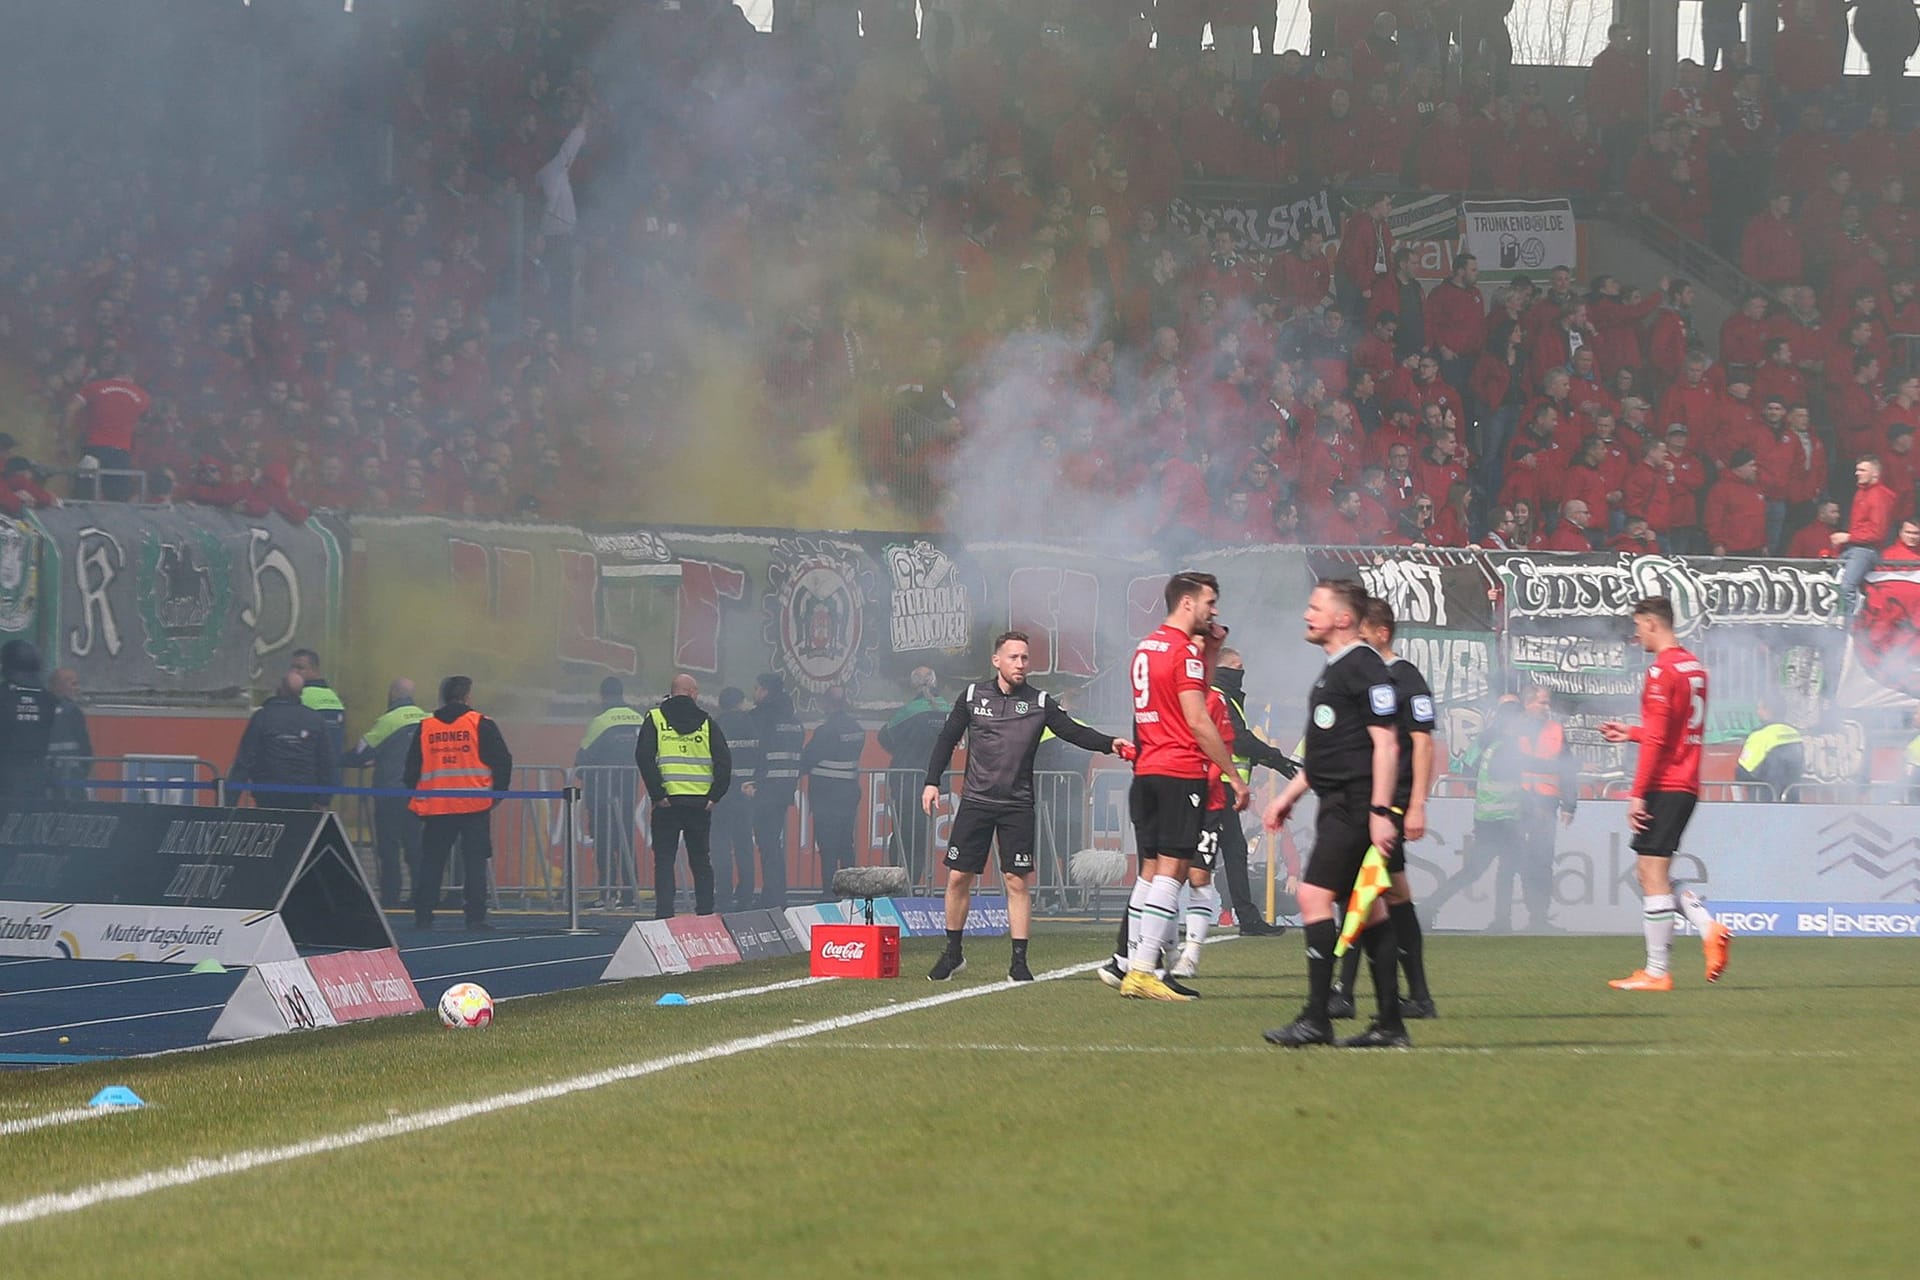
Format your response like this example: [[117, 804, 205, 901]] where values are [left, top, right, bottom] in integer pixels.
[[665, 916, 742, 970], [306, 948, 423, 1021]]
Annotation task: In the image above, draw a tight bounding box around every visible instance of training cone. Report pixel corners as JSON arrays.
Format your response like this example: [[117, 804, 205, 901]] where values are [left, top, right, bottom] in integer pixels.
[[655, 993, 688, 1006], [189, 958, 227, 974], [89, 1086, 145, 1109]]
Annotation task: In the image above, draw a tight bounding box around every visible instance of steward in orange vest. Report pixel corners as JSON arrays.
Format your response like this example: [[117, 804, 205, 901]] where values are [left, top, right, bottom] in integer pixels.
[[403, 675, 513, 931]]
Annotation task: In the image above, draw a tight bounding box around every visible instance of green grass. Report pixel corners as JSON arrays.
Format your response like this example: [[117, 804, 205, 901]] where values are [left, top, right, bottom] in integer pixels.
[[3, 931, 1918, 1278]]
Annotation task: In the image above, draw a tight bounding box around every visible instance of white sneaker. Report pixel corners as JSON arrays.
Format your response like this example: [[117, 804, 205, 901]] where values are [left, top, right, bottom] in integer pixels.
[[1170, 945, 1201, 978]]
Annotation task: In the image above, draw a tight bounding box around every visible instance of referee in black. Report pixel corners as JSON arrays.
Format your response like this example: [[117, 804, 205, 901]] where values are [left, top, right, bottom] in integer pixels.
[[922, 630, 1132, 983], [1331, 597, 1438, 1019], [1261, 578, 1408, 1049]]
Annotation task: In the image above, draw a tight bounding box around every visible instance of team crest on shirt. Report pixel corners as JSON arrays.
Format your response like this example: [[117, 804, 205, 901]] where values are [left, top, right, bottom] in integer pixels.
[[1015, 700, 1029, 714], [1313, 705, 1335, 729]]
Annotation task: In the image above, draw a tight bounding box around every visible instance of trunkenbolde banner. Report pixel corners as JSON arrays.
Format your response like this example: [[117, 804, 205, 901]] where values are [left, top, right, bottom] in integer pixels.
[[29, 505, 341, 700]]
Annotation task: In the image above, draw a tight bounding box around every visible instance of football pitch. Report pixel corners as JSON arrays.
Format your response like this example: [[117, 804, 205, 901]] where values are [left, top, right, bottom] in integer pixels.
[[2, 931, 1916, 1278]]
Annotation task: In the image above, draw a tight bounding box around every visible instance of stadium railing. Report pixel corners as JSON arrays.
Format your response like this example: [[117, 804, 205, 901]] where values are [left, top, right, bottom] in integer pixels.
[[54, 754, 225, 806]]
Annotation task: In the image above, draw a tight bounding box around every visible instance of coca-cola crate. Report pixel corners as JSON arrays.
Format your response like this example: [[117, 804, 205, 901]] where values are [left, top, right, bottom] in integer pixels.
[[809, 924, 900, 979]]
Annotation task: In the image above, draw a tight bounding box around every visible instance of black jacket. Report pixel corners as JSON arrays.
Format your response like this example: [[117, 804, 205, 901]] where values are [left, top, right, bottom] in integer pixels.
[[229, 693, 338, 802], [0, 679, 55, 798], [801, 709, 866, 799], [402, 703, 514, 797], [718, 707, 757, 793], [1212, 666, 1298, 778], [47, 695, 92, 787], [924, 678, 1116, 807], [633, 694, 732, 807], [749, 692, 804, 803]]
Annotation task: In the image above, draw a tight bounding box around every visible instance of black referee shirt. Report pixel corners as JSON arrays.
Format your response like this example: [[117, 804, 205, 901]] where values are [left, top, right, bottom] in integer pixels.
[[1386, 656, 1436, 808], [1303, 642, 1399, 791]]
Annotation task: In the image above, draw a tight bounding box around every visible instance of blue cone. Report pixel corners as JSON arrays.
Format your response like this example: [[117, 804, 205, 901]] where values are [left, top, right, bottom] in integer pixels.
[[89, 1086, 145, 1108], [655, 993, 688, 1006]]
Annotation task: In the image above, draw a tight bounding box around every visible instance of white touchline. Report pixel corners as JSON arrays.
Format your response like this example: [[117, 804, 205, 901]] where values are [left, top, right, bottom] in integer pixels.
[[0, 1107, 137, 1140], [0, 958, 1100, 1229], [685, 976, 833, 1004]]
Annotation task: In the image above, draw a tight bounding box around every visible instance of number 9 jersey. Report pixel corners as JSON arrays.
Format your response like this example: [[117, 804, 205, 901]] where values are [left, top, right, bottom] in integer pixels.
[[1131, 623, 1209, 779]]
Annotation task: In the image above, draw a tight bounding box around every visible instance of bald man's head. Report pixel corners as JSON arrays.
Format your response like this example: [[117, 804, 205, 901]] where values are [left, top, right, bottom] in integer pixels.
[[388, 677, 415, 704], [278, 671, 306, 699], [1217, 647, 1244, 670], [670, 673, 699, 698]]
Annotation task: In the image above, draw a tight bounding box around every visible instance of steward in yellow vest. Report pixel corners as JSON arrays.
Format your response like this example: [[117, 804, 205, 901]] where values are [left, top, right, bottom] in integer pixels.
[[634, 673, 733, 919], [1734, 715, 1805, 800]]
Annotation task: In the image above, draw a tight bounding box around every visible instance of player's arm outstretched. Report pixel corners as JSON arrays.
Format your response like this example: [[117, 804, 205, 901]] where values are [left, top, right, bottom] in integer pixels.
[[1180, 686, 1249, 810], [1041, 700, 1136, 761], [920, 693, 972, 815], [1225, 699, 1299, 778]]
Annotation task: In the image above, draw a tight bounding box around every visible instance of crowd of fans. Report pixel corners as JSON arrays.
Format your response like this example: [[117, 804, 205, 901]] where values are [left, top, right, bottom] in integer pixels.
[[3, 0, 1920, 557]]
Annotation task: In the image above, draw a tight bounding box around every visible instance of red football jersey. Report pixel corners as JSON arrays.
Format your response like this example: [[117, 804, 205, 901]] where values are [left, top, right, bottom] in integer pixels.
[[1204, 687, 1233, 810], [1131, 623, 1208, 779], [1630, 645, 1707, 797]]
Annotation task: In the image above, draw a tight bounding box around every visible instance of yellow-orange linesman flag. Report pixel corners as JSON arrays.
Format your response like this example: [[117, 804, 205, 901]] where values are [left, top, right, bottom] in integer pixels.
[[1332, 844, 1392, 958]]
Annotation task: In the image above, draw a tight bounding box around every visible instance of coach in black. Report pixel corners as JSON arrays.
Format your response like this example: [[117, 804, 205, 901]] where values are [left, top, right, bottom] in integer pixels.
[[922, 630, 1132, 983], [1261, 578, 1406, 1048]]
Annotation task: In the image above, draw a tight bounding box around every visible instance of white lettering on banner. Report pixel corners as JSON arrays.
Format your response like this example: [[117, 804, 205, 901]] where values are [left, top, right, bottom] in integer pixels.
[[240, 528, 301, 678], [1167, 189, 1336, 254], [1799, 721, 1867, 785], [885, 541, 972, 654], [69, 527, 125, 659], [1460, 199, 1577, 275], [1359, 560, 1450, 628], [1399, 636, 1490, 705], [1714, 912, 1781, 932], [1496, 555, 1841, 635], [820, 940, 867, 961]]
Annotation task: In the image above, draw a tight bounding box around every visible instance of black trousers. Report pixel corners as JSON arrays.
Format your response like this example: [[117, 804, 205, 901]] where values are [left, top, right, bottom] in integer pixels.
[[416, 809, 492, 926], [1508, 804, 1559, 929], [651, 801, 714, 918], [750, 794, 792, 910], [372, 795, 421, 909], [1216, 810, 1262, 924], [812, 785, 858, 896], [710, 795, 754, 909], [586, 782, 637, 902]]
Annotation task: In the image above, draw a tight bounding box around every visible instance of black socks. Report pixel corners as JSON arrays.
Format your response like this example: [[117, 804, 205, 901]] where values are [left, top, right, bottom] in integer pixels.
[[1304, 919, 1338, 1021], [1390, 899, 1429, 1002]]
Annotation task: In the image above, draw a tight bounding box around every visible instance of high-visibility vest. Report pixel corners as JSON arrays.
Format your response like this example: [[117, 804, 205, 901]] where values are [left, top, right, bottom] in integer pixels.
[[1738, 723, 1803, 774], [1904, 733, 1920, 773], [410, 710, 493, 816], [649, 707, 715, 796], [581, 705, 647, 754], [1217, 686, 1253, 783], [363, 703, 428, 749], [1518, 720, 1565, 798], [301, 685, 345, 717]]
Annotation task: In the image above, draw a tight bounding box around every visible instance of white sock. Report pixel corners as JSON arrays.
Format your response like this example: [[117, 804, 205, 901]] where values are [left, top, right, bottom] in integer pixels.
[[1184, 883, 1220, 946], [1131, 875, 1182, 973], [1679, 888, 1715, 934], [1121, 878, 1150, 966], [1643, 893, 1676, 977]]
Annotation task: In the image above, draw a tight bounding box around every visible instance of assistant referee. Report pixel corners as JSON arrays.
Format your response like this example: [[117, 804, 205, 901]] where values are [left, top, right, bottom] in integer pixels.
[[1260, 578, 1407, 1049]]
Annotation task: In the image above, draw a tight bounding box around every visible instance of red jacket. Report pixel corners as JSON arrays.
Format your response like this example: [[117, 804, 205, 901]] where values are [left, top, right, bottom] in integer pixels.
[[1423, 280, 1487, 358], [1774, 430, 1828, 505], [1785, 519, 1838, 559], [1559, 463, 1614, 521], [1538, 523, 1597, 552], [1718, 312, 1773, 372], [1703, 474, 1768, 553], [1622, 459, 1675, 531], [1740, 214, 1804, 287], [1645, 310, 1690, 384], [1336, 211, 1395, 296], [1846, 481, 1900, 547]]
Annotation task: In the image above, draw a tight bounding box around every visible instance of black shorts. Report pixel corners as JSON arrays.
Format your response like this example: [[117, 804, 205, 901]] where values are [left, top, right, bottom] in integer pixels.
[[1630, 790, 1697, 858], [1193, 810, 1227, 872], [1302, 781, 1376, 894], [1130, 775, 1207, 860], [944, 801, 1036, 876]]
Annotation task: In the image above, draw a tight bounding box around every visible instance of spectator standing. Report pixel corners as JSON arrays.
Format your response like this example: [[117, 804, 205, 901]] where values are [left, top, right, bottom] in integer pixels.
[[289, 648, 347, 761], [744, 673, 803, 912], [800, 686, 866, 897], [711, 687, 757, 912], [576, 676, 648, 910], [228, 671, 336, 810], [342, 678, 428, 910], [404, 675, 513, 932], [45, 667, 91, 798], [0, 642, 54, 799], [65, 354, 150, 501], [1704, 449, 1769, 555], [634, 673, 731, 919]]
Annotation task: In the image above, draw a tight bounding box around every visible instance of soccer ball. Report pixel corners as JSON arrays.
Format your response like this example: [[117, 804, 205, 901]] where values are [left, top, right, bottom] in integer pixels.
[[438, 982, 494, 1029]]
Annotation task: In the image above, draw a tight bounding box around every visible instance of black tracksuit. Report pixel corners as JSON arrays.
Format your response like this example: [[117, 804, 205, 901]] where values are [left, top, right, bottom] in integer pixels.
[[800, 708, 867, 894], [748, 692, 803, 910]]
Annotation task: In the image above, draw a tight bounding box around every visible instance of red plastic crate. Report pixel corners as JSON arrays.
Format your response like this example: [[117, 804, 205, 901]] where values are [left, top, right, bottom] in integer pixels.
[[809, 924, 901, 979]]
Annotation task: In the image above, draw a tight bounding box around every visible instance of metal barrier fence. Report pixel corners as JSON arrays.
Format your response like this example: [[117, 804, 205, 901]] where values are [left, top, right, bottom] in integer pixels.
[[55, 754, 224, 806]]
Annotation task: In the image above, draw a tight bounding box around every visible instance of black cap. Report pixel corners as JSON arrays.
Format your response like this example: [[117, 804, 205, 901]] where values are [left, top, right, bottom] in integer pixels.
[[1730, 448, 1757, 468]]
